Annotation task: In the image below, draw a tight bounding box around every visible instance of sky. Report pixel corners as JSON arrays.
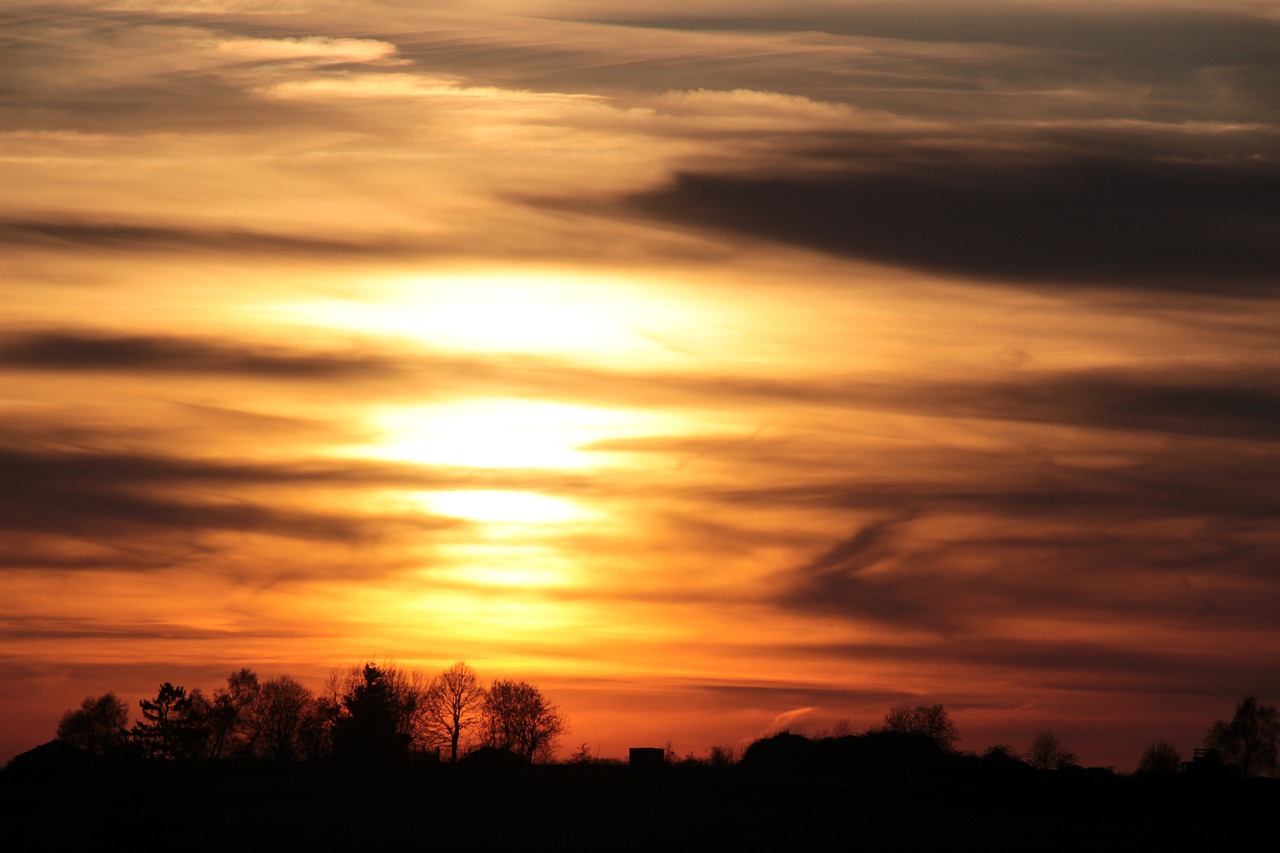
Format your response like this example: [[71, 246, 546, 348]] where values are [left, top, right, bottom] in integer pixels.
[[2, 0, 1279, 770]]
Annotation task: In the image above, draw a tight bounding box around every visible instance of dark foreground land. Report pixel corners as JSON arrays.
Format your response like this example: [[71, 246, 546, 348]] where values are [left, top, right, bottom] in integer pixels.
[[5, 757, 1277, 852]]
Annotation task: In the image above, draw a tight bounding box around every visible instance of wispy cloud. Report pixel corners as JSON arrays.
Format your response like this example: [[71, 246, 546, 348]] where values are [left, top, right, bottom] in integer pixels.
[[216, 35, 400, 64], [0, 330, 397, 376], [7, 330, 1280, 442], [0, 219, 432, 258]]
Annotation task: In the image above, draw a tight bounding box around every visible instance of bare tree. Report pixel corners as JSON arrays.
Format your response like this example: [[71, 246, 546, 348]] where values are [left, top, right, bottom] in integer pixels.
[[1136, 738, 1182, 775], [569, 742, 594, 764], [1204, 696, 1279, 778], [481, 679, 566, 762], [208, 668, 260, 759], [1026, 730, 1076, 770], [706, 743, 739, 766], [57, 692, 130, 756], [379, 663, 432, 751], [880, 703, 960, 752], [423, 661, 485, 763], [252, 675, 315, 761], [982, 744, 1020, 762]]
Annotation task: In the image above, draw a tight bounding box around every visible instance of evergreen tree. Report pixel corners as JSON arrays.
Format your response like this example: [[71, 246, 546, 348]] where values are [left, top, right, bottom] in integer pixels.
[[333, 663, 412, 763], [131, 682, 210, 760]]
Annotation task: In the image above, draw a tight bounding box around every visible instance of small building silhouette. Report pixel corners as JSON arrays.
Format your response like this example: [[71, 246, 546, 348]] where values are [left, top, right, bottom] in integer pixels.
[[5, 740, 94, 781], [1191, 747, 1219, 764], [1184, 746, 1236, 777]]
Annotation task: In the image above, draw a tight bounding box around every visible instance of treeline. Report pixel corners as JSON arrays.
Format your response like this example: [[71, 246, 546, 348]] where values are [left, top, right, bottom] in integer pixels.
[[739, 698, 1279, 779], [45, 673, 1279, 779], [53, 661, 564, 765], [10, 688, 1276, 851]]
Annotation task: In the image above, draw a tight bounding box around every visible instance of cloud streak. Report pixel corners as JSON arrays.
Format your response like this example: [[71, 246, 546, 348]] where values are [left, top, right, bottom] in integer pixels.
[[0, 330, 398, 377], [0, 218, 430, 258], [628, 152, 1280, 293], [7, 329, 1280, 442]]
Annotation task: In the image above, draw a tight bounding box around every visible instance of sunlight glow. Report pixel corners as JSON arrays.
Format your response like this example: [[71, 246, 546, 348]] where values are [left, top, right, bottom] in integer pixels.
[[455, 565, 565, 588], [272, 269, 708, 363], [355, 398, 670, 469], [418, 490, 593, 524], [430, 541, 581, 591]]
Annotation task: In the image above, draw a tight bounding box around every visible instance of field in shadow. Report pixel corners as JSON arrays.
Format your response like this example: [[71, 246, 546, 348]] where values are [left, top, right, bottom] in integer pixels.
[[4, 754, 1275, 851]]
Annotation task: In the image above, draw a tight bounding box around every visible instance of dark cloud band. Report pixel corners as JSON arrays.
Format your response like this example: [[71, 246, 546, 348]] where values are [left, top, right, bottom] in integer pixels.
[[629, 155, 1280, 293], [0, 330, 395, 378]]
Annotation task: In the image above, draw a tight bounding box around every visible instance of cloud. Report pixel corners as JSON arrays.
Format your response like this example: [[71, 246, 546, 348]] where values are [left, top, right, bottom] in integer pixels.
[[785, 635, 1280, 697], [216, 36, 399, 63], [662, 368, 1279, 447], [261, 72, 607, 108], [692, 680, 906, 707], [770, 491, 1280, 636], [0, 219, 428, 258], [0, 330, 399, 378], [780, 514, 954, 631], [10, 328, 1278, 446], [644, 87, 889, 133], [627, 153, 1280, 293], [0, 615, 304, 643], [0, 461, 438, 543], [765, 705, 818, 731], [478, 4, 1280, 295], [596, 1, 1280, 67], [7, 328, 1280, 457], [590, 367, 1280, 444], [0, 438, 479, 577]]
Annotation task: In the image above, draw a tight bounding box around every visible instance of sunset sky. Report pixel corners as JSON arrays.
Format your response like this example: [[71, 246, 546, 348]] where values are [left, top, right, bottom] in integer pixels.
[[3, 0, 1279, 769]]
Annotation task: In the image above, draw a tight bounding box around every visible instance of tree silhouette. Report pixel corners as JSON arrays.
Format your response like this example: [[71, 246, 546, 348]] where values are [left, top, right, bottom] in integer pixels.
[[706, 743, 739, 766], [982, 744, 1020, 762], [333, 663, 413, 763], [56, 692, 130, 756], [424, 661, 485, 763], [1026, 730, 1076, 770], [1204, 696, 1279, 778], [131, 683, 210, 760], [481, 679, 566, 762], [253, 675, 316, 761], [879, 703, 960, 752], [207, 668, 260, 759], [1136, 738, 1181, 775]]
